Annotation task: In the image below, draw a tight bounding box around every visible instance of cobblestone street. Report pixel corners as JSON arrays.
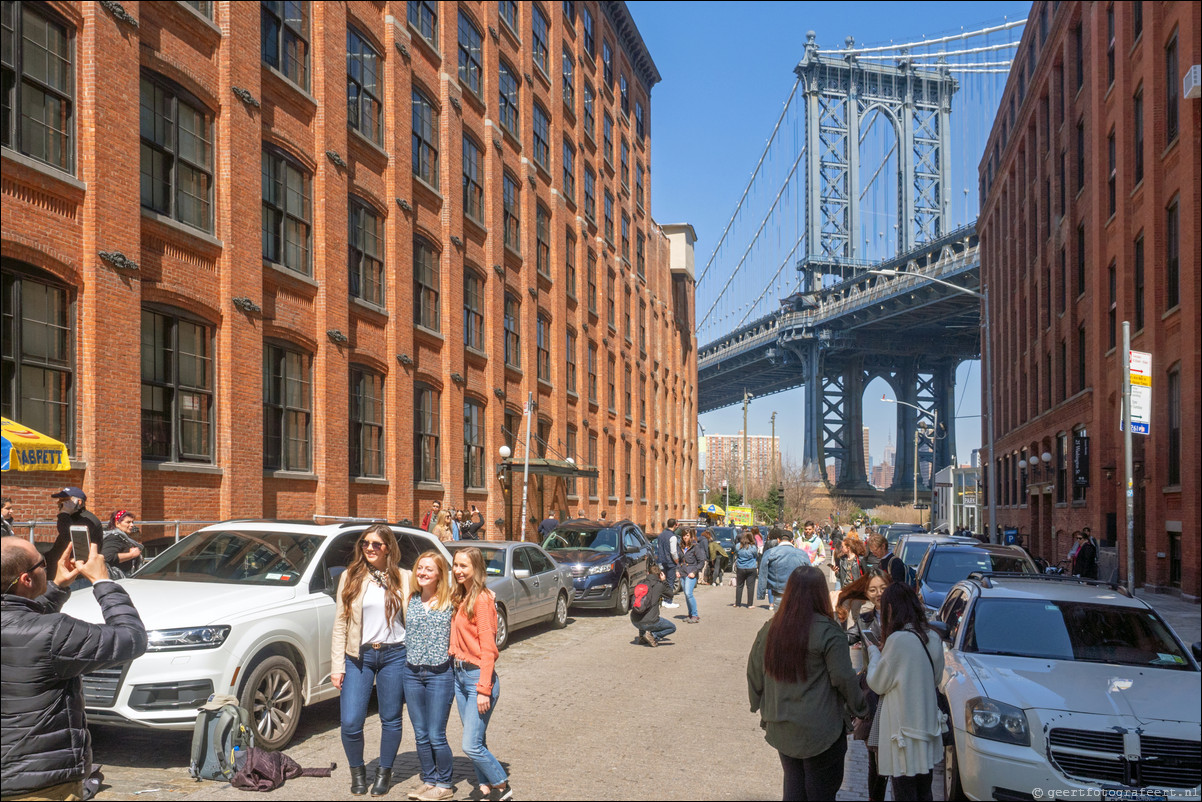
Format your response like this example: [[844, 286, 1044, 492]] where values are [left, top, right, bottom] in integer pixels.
[[91, 580, 931, 801]]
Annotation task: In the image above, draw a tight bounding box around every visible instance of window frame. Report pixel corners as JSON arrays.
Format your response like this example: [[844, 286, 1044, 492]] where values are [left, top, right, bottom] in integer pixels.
[[583, 166, 596, 221], [587, 341, 598, 402], [582, 81, 595, 140], [408, 0, 438, 48], [261, 0, 310, 90], [349, 365, 384, 478], [562, 139, 575, 203], [565, 328, 577, 393], [414, 236, 440, 332], [414, 382, 440, 484], [532, 102, 550, 169], [1165, 197, 1179, 310], [261, 145, 313, 276], [464, 398, 485, 490], [412, 87, 440, 189], [531, 4, 550, 75], [347, 26, 383, 145], [503, 293, 521, 369], [141, 307, 215, 464], [348, 197, 385, 307], [462, 134, 484, 224], [457, 11, 483, 96], [262, 341, 311, 472], [536, 314, 552, 382], [498, 59, 520, 135], [562, 46, 574, 109], [463, 268, 485, 351], [503, 172, 521, 252], [139, 72, 215, 232], [536, 205, 551, 278], [1165, 34, 1178, 145]]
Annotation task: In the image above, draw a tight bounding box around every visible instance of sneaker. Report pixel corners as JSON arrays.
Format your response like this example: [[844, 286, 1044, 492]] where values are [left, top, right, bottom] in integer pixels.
[[490, 784, 514, 801], [408, 785, 435, 800], [642, 630, 658, 647], [662, 602, 680, 608], [417, 787, 454, 801]]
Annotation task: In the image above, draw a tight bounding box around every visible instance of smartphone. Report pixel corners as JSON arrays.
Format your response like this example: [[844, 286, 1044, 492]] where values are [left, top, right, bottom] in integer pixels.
[[69, 525, 91, 561], [862, 629, 881, 648]]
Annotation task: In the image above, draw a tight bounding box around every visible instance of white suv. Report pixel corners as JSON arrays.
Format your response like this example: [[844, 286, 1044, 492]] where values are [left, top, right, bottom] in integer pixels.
[[62, 520, 449, 749], [932, 573, 1201, 801]]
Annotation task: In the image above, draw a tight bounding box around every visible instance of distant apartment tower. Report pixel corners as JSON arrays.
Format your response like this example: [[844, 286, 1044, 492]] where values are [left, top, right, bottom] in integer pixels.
[[704, 432, 779, 484]]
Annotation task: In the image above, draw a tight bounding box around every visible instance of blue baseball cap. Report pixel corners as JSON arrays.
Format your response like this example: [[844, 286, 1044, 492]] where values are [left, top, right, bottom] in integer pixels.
[[51, 486, 86, 502]]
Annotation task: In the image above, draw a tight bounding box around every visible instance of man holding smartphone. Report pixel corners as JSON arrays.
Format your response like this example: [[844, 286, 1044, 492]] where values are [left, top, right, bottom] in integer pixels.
[[45, 487, 103, 583]]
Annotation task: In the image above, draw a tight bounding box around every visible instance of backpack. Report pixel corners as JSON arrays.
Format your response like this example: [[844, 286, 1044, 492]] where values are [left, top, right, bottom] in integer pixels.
[[189, 695, 255, 782], [631, 581, 654, 613]]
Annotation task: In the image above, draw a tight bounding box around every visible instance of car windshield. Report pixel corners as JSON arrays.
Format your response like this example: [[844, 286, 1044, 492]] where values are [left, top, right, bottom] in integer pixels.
[[899, 539, 933, 568], [448, 545, 506, 577], [542, 527, 619, 552], [926, 550, 1032, 585], [135, 530, 324, 586], [966, 599, 1193, 669]]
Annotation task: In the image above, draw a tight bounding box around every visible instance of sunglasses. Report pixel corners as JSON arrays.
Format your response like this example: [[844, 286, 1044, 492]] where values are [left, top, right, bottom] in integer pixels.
[[4, 557, 46, 593], [360, 540, 387, 551]]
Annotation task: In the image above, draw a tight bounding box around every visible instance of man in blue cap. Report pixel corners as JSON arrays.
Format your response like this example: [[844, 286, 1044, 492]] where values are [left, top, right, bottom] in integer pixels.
[[46, 487, 103, 583]]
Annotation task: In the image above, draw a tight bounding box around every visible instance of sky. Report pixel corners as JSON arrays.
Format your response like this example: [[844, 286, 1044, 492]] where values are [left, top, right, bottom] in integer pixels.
[[627, 0, 1032, 470]]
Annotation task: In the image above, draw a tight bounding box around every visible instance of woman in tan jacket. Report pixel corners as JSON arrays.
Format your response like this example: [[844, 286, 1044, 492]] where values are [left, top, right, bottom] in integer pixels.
[[331, 524, 412, 796]]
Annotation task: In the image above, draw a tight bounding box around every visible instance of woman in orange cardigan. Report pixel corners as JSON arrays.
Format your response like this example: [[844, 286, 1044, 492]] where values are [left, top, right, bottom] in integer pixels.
[[450, 548, 510, 800]]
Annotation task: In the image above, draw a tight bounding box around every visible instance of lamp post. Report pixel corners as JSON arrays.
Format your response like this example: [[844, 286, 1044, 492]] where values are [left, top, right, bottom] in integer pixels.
[[498, 445, 513, 540], [883, 394, 939, 523], [871, 269, 996, 543]]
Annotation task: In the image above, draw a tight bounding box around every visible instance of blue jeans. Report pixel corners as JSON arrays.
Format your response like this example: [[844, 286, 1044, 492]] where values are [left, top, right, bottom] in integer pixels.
[[340, 644, 406, 769], [767, 588, 776, 607], [404, 661, 455, 788], [634, 617, 677, 641], [682, 573, 699, 617], [454, 667, 507, 787]]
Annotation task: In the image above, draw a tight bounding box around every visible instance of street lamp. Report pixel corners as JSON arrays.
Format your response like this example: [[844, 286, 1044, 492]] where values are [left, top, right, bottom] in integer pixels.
[[871, 268, 996, 543], [882, 394, 939, 520]]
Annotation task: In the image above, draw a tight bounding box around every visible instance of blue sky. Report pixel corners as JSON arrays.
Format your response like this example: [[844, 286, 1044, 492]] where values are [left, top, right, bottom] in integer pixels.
[[627, 0, 1032, 470]]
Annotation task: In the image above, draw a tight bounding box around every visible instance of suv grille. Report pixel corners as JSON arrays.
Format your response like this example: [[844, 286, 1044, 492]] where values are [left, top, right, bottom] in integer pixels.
[[1049, 728, 1202, 790], [82, 665, 126, 707]]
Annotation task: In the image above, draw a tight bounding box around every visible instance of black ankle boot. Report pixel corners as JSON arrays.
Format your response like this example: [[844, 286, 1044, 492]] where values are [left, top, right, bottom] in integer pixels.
[[350, 766, 368, 795], [370, 767, 393, 796]]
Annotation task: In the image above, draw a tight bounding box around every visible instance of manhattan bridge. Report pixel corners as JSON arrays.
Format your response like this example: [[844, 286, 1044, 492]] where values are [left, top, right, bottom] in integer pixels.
[[696, 17, 1025, 503]]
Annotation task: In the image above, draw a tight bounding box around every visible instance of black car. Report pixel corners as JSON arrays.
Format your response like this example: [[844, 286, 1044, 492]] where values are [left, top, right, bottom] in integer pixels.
[[541, 519, 655, 613]]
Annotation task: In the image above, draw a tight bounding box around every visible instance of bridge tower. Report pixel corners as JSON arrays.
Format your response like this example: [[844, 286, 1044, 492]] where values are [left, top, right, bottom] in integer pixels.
[[792, 32, 960, 492]]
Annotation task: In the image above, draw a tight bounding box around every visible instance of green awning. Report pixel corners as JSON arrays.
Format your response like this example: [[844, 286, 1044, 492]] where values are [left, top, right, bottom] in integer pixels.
[[499, 457, 598, 478]]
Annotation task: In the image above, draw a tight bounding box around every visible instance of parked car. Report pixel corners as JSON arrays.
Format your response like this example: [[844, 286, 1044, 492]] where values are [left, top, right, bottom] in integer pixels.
[[881, 522, 926, 545], [62, 520, 450, 750], [914, 542, 1036, 614], [895, 533, 978, 570], [541, 519, 655, 613], [931, 573, 1201, 801], [445, 541, 571, 650]]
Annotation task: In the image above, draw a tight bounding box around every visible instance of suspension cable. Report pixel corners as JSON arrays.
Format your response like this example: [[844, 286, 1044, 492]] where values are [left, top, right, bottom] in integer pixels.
[[854, 40, 1022, 60], [816, 19, 1024, 55], [734, 232, 807, 329], [696, 76, 801, 288]]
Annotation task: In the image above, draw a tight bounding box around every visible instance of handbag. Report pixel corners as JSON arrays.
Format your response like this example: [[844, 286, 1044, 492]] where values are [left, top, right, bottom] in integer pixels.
[[914, 631, 953, 746]]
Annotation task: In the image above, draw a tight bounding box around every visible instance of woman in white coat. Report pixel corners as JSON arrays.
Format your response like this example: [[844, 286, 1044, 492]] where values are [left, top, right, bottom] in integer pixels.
[[865, 582, 947, 802]]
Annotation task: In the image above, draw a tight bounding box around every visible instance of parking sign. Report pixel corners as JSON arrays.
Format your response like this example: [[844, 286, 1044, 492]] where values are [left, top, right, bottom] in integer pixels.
[[1128, 350, 1151, 435]]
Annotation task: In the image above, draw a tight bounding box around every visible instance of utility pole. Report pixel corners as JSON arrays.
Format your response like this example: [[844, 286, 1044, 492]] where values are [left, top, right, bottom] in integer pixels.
[[742, 389, 753, 503], [770, 411, 777, 483], [1122, 322, 1134, 594]]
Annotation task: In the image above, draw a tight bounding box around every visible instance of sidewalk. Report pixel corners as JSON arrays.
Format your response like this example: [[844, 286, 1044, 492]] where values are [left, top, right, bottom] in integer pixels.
[[1136, 588, 1201, 644]]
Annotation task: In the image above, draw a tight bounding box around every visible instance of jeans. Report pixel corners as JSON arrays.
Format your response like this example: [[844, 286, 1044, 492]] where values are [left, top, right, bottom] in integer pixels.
[[866, 746, 888, 802], [735, 568, 757, 607], [634, 617, 677, 641], [403, 661, 455, 788], [767, 588, 776, 607], [890, 771, 933, 801], [340, 644, 406, 769], [662, 564, 677, 594], [453, 667, 507, 787], [682, 573, 699, 617], [778, 734, 847, 801]]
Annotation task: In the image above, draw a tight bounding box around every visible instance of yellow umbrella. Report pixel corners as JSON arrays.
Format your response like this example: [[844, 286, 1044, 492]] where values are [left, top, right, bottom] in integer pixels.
[[700, 503, 726, 517], [2, 417, 70, 472]]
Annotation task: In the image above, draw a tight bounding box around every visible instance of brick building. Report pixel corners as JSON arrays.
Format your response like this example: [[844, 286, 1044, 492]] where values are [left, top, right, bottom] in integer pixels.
[[702, 432, 779, 485], [978, 1, 1199, 596], [1, 0, 698, 541]]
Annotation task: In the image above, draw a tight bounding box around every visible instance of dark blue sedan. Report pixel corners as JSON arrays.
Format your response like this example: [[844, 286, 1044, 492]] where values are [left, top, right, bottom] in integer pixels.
[[542, 519, 655, 614]]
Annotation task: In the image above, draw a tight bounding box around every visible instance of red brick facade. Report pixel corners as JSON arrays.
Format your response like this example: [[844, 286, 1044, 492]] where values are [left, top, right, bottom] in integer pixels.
[[2, 1, 698, 541], [979, 1, 1200, 597]]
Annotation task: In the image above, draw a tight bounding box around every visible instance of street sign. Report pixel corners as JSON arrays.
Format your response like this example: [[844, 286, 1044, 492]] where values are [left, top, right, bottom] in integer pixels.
[[1128, 349, 1152, 435], [912, 503, 929, 510], [963, 493, 977, 506]]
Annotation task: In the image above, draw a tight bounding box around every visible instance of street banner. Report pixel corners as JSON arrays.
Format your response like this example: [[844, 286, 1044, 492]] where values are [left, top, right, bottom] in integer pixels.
[[1072, 432, 1090, 487], [727, 506, 754, 526]]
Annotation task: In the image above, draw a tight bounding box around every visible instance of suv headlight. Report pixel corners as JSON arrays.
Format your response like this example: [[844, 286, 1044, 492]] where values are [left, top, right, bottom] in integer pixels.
[[587, 562, 617, 575], [146, 625, 231, 652], [965, 696, 1030, 746]]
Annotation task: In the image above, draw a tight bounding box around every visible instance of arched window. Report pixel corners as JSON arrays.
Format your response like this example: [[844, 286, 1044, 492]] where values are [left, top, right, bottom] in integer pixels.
[[350, 366, 384, 477], [142, 307, 214, 462], [415, 383, 440, 483], [140, 73, 214, 231]]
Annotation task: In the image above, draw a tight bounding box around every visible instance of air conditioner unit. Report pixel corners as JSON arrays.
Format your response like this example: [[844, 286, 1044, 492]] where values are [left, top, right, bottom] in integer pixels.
[[1186, 65, 1202, 100]]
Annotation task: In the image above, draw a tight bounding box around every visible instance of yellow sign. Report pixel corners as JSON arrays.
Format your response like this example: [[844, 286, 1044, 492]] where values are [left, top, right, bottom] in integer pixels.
[[1130, 374, 1151, 387], [727, 506, 754, 526]]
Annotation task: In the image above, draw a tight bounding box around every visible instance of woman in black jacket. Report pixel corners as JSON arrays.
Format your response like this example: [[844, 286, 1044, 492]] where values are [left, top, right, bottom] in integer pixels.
[[678, 529, 708, 623], [1071, 531, 1098, 579]]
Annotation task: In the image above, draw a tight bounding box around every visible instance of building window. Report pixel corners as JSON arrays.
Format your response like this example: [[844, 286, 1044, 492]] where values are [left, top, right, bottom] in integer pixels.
[[536, 205, 551, 278], [1058, 339, 1067, 403], [1133, 235, 1144, 331], [462, 135, 483, 223], [564, 329, 578, 393], [347, 27, 382, 145], [139, 75, 213, 232], [463, 269, 485, 351], [635, 101, 645, 141], [1107, 262, 1116, 350], [457, 11, 483, 95], [636, 232, 646, 279], [607, 355, 616, 412], [464, 399, 484, 490], [1057, 247, 1065, 314], [537, 315, 551, 382], [1056, 432, 1067, 504], [503, 172, 520, 252], [623, 364, 631, 419], [1165, 198, 1179, 310], [604, 190, 614, 243], [1076, 224, 1086, 296], [606, 270, 615, 328], [1167, 368, 1180, 485], [623, 290, 631, 340], [619, 74, 629, 116], [635, 163, 645, 209], [414, 236, 440, 331], [408, 0, 437, 46], [566, 231, 577, 297], [503, 293, 520, 368], [261, 0, 309, 89], [1076, 324, 1086, 393], [532, 4, 549, 74], [602, 40, 613, 87], [1132, 89, 1143, 185], [603, 112, 613, 164], [1165, 35, 1178, 144], [499, 0, 516, 33], [183, 1, 212, 18], [624, 442, 632, 497], [587, 341, 598, 402], [638, 300, 646, 353], [562, 47, 574, 108], [620, 138, 629, 188], [562, 140, 575, 203], [566, 425, 578, 496], [1076, 119, 1085, 192], [1106, 130, 1115, 217], [607, 438, 616, 497], [412, 88, 439, 188], [1132, 2, 1142, 39], [0, 265, 72, 450], [498, 59, 519, 134], [263, 343, 310, 471], [532, 102, 550, 169], [415, 384, 440, 483], [350, 367, 383, 478], [587, 251, 598, 314], [262, 147, 312, 275], [141, 309, 213, 462], [639, 446, 647, 498], [582, 82, 595, 140], [583, 167, 596, 221], [1074, 22, 1083, 90], [562, 2, 575, 24], [1106, 5, 1114, 86], [588, 433, 598, 497], [2, 2, 74, 172], [582, 6, 594, 55], [621, 214, 630, 261], [348, 199, 384, 307], [503, 408, 520, 451], [639, 378, 646, 424]]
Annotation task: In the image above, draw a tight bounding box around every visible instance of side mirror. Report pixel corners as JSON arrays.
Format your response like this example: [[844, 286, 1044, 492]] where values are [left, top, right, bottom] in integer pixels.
[[928, 619, 951, 643], [514, 568, 531, 580]]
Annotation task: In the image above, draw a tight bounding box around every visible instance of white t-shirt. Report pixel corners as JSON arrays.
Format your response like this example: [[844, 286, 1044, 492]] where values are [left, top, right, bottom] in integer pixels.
[[360, 581, 406, 646]]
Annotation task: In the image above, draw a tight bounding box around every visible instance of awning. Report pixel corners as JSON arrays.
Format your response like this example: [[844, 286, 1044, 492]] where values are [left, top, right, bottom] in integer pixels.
[[499, 457, 598, 478], [699, 503, 726, 516], [2, 417, 70, 472]]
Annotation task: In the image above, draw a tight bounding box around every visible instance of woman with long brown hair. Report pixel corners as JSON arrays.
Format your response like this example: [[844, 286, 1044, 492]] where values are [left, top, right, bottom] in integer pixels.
[[430, 510, 454, 543], [836, 568, 892, 802], [449, 548, 510, 800], [331, 524, 412, 796], [748, 565, 868, 801]]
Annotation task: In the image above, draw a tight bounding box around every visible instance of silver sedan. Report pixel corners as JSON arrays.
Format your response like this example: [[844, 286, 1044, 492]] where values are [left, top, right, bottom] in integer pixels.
[[445, 541, 573, 649]]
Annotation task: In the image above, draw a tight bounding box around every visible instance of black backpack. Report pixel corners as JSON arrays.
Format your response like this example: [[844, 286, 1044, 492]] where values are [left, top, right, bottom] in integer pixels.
[[189, 695, 255, 781]]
